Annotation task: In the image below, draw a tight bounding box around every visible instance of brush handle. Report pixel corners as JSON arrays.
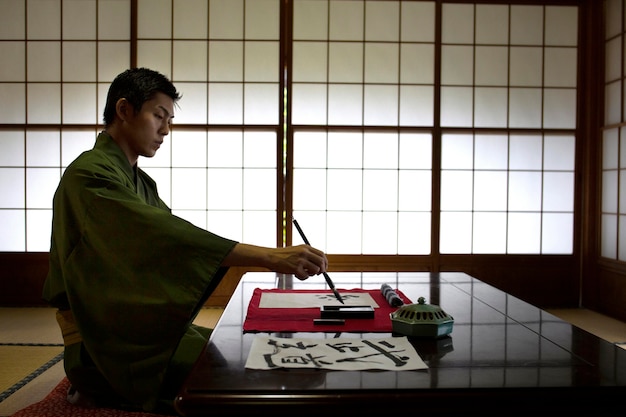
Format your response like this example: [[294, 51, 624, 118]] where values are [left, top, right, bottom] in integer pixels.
[[293, 218, 344, 303]]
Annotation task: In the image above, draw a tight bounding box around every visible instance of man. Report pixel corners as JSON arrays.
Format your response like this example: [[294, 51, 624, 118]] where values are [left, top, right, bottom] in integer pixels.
[[43, 67, 328, 414]]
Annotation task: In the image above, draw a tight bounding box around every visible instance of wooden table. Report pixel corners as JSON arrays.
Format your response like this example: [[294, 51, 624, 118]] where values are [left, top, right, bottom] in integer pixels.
[[175, 272, 626, 416]]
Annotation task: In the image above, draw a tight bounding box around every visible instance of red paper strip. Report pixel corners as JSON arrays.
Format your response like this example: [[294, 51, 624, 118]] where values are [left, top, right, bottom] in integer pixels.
[[242, 288, 411, 333]]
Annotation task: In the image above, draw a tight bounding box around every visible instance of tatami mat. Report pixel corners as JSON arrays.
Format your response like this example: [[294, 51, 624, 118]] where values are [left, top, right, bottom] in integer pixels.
[[546, 308, 626, 345], [0, 345, 63, 396], [0, 308, 62, 345], [0, 307, 65, 416], [0, 361, 65, 417]]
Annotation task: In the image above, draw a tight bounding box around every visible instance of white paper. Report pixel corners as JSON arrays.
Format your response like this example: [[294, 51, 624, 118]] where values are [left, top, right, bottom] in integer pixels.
[[259, 292, 380, 308], [245, 336, 428, 371]]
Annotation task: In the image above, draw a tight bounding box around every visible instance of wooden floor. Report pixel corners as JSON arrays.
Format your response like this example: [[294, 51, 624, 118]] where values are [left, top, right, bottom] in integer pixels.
[[0, 306, 625, 416]]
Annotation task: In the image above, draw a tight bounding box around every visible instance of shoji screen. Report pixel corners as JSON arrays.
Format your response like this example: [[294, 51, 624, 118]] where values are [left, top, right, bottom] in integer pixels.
[[291, 1, 577, 256], [0, 0, 131, 251], [136, 0, 281, 247], [603, 0, 626, 261], [291, 1, 434, 255], [439, 4, 577, 254], [0, 0, 582, 257]]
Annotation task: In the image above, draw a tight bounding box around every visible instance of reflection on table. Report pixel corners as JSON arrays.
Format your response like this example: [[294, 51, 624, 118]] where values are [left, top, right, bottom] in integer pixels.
[[175, 272, 626, 416]]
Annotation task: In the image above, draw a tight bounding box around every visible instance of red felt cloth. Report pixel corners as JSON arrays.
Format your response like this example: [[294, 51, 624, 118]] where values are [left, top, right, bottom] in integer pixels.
[[10, 378, 168, 417], [242, 288, 411, 333]]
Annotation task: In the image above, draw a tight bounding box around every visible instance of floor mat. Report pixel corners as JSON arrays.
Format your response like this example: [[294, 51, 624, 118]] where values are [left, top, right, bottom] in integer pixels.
[[0, 308, 62, 345], [0, 345, 63, 402]]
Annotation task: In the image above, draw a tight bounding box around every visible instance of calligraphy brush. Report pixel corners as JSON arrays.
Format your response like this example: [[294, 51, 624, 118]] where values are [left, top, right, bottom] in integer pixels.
[[292, 218, 344, 304]]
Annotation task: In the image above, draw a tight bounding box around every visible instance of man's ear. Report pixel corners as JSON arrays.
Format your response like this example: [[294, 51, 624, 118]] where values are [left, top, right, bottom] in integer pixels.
[[115, 98, 133, 122]]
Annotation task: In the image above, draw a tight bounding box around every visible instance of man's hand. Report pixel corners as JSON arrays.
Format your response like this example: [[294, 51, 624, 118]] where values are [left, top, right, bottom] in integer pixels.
[[266, 244, 328, 280], [221, 243, 328, 280]]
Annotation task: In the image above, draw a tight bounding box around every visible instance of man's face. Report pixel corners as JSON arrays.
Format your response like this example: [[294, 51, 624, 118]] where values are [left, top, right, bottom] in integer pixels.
[[124, 92, 175, 159]]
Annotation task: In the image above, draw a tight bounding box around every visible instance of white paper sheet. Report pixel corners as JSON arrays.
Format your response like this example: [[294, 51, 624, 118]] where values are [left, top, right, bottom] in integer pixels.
[[245, 336, 428, 371], [259, 292, 380, 308]]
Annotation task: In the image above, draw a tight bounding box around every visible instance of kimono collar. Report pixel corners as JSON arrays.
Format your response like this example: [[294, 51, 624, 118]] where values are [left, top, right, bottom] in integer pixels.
[[94, 131, 138, 184]]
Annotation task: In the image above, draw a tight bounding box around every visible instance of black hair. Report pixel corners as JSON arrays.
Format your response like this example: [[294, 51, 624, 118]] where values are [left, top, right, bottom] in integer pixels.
[[102, 67, 181, 126]]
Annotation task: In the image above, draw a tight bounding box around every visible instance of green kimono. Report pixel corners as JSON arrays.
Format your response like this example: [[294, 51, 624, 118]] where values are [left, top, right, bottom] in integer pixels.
[[43, 132, 237, 413]]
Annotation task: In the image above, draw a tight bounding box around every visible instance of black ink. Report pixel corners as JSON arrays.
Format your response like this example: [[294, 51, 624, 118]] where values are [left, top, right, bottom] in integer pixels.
[[333, 340, 410, 367]]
